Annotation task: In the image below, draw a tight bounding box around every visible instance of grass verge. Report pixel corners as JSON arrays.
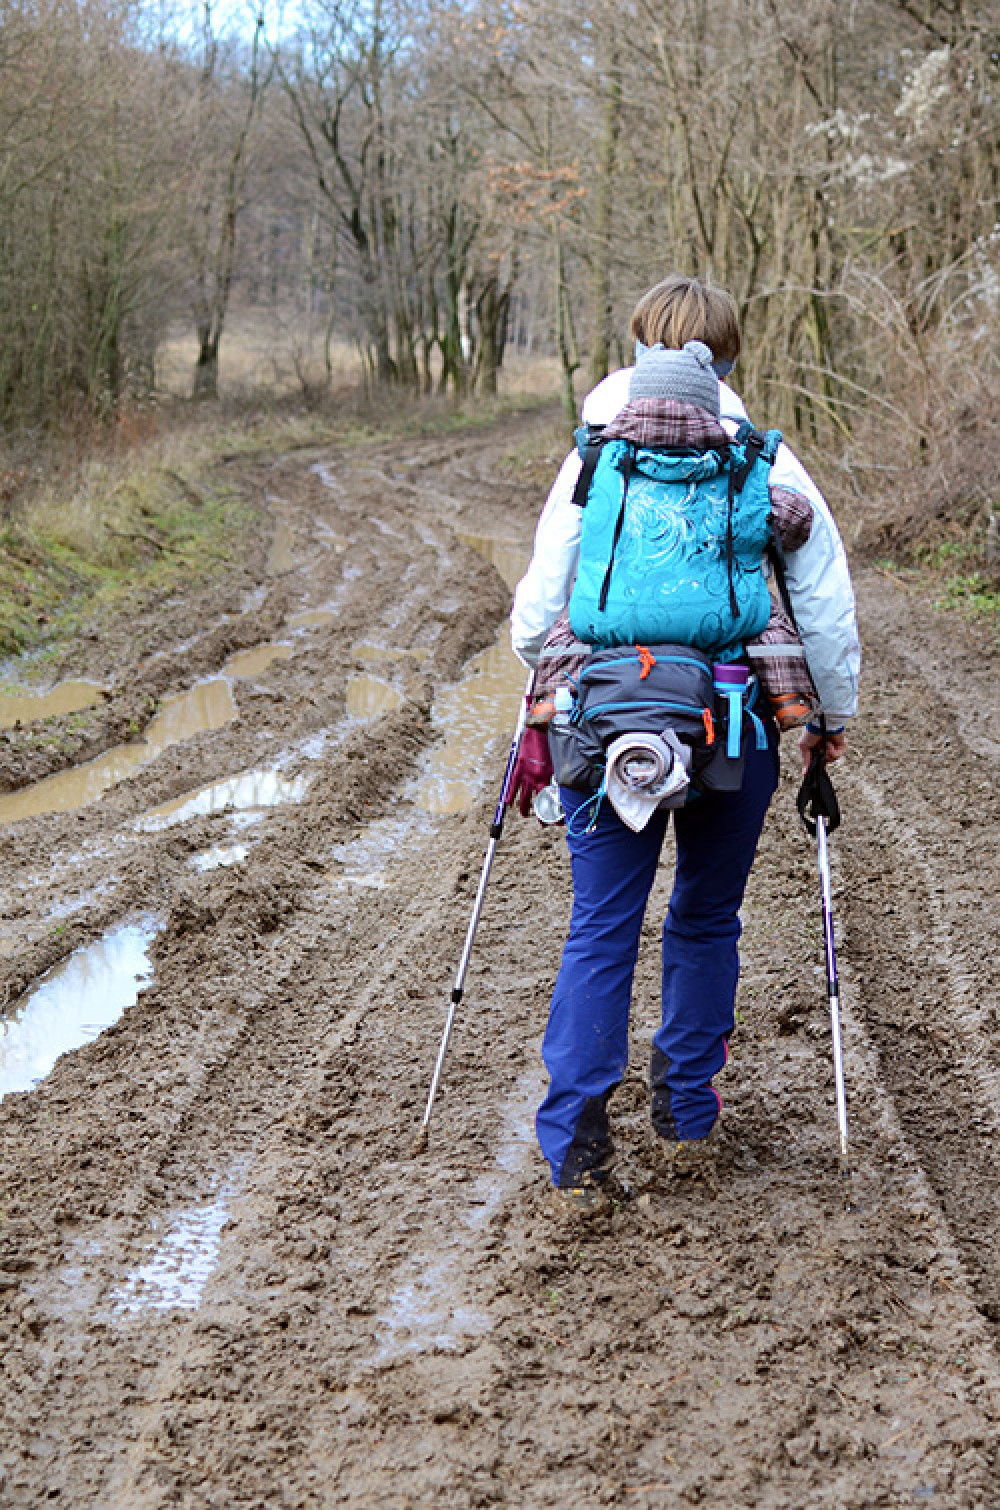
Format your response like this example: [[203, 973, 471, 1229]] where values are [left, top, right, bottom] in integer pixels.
[[0, 384, 559, 667]]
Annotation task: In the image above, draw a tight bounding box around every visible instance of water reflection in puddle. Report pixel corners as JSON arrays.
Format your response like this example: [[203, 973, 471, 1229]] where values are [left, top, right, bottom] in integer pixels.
[[0, 918, 161, 1101], [191, 843, 249, 872], [346, 673, 404, 719], [0, 679, 104, 731], [220, 643, 294, 680], [457, 534, 529, 592], [0, 680, 237, 824], [139, 768, 310, 830], [287, 608, 336, 630], [146, 680, 236, 746], [310, 461, 344, 495], [419, 639, 528, 815]]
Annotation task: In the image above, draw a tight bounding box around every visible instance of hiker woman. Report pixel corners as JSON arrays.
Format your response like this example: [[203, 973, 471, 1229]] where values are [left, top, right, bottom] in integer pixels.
[[509, 274, 860, 1205]]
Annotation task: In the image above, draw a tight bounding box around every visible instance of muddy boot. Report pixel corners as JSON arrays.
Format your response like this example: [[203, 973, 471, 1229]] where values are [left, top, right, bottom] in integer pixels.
[[657, 1122, 720, 1180], [549, 1157, 615, 1217]]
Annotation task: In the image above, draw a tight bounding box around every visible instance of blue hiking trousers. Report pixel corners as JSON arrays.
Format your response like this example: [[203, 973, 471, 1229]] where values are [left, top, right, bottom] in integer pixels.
[[536, 728, 780, 1188]]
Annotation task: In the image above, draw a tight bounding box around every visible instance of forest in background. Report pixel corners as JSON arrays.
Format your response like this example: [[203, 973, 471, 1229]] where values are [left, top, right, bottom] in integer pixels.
[[1, 0, 999, 567]]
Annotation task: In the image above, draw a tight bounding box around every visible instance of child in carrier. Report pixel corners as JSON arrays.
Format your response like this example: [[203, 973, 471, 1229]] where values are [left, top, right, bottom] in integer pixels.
[[523, 348, 820, 738]]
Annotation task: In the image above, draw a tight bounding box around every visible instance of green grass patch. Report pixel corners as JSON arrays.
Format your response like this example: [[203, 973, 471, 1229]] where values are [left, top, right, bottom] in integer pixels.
[[881, 516, 1000, 628], [0, 465, 259, 660], [935, 571, 1000, 617]]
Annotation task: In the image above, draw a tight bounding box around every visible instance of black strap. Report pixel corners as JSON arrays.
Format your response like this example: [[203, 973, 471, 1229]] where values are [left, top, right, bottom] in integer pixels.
[[597, 446, 634, 612], [796, 744, 841, 836], [724, 429, 766, 619], [767, 515, 797, 628], [570, 424, 606, 509]]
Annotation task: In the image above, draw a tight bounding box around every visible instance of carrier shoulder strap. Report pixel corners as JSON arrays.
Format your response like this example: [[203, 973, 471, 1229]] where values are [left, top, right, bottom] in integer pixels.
[[570, 423, 607, 509], [597, 444, 634, 611], [723, 425, 768, 619], [767, 516, 798, 630]]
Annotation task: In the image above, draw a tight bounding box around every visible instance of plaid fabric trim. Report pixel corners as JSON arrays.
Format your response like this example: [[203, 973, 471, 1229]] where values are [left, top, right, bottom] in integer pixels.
[[601, 399, 729, 449], [746, 601, 818, 711], [770, 485, 813, 551], [530, 611, 589, 703]]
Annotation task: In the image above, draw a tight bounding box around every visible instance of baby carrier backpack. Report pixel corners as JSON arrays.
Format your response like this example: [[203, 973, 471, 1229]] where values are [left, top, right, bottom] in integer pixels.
[[568, 420, 779, 654], [551, 419, 781, 809]]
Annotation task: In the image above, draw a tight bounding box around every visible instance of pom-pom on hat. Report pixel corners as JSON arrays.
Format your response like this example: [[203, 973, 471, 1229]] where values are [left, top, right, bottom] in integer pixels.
[[629, 339, 720, 417]]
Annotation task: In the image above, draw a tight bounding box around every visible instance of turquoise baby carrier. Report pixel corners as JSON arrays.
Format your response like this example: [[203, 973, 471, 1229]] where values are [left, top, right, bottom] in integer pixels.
[[568, 421, 779, 658]]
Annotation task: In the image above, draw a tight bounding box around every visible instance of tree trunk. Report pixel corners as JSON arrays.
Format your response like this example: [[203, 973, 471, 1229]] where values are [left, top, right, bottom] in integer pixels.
[[586, 37, 622, 391]]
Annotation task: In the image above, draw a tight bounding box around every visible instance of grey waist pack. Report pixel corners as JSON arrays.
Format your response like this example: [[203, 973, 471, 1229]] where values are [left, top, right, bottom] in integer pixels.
[[547, 643, 752, 795]]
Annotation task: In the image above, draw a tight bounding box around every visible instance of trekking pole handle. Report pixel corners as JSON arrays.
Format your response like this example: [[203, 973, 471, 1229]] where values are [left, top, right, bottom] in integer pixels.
[[796, 744, 841, 837]]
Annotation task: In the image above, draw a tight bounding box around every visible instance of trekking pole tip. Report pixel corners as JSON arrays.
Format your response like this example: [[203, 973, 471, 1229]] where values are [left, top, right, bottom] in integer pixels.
[[412, 1126, 429, 1157], [840, 1162, 855, 1213]]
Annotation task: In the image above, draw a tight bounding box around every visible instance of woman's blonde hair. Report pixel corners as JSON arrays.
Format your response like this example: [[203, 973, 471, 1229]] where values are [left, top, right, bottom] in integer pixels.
[[630, 275, 740, 363]]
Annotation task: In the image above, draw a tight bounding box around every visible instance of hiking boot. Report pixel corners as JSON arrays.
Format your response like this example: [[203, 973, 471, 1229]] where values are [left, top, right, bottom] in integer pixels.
[[658, 1123, 720, 1179], [550, 1178, 611, 1216]]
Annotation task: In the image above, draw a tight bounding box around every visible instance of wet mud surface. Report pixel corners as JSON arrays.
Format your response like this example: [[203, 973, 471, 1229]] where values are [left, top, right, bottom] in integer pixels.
[[2, 417, 1000, 1506]]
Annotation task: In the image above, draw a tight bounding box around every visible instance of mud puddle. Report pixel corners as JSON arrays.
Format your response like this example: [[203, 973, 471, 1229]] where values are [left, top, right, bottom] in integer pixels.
[[0, 918, 160, 1100], [220, 643, 294, 680], [0, 679, 238, 823], [0, 633, 306, 825], [329, 627, 527, 890], [346, 672, 404, 719], [138, 767, 311, 831], [419, 638, 528, 814], [286, 608, 336, 630], [457, 531, 528, 591], [266, 516, 297, 575], [0, 679, 104, 730]]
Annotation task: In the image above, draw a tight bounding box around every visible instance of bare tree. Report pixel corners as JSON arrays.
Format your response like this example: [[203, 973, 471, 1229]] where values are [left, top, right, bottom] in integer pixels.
[[185, 3, 270, 399]]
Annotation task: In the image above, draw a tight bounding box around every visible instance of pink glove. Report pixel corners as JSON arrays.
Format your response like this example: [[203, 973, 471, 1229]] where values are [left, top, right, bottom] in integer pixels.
[[506, 726, 554, 818]]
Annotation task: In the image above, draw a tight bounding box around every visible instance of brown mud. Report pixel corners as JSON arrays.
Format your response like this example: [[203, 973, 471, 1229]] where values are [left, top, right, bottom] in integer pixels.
[[1, 415, 999, 1507]]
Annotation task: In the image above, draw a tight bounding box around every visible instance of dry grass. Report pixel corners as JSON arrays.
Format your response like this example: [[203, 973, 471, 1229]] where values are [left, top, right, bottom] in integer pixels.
[[156, 307, 563, 406], [156, 309, 364, 400], [0, 332, 564, 658]]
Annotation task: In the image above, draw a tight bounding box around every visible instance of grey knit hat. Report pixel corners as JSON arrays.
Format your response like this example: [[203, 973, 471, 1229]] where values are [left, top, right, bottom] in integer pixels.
[[629, 339, 720, 416]]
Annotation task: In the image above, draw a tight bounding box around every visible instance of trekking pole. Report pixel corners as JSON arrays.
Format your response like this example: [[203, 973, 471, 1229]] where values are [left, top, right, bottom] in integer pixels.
[[413, 674, 533, 1155], [796, 745, 852, 1205]]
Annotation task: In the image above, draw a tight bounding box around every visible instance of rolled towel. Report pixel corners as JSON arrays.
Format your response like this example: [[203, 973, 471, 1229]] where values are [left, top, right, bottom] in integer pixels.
[[605, 732, 691, 831]]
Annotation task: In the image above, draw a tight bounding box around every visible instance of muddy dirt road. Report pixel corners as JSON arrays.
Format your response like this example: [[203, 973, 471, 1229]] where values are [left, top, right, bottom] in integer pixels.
[[2, 414, 999, 1508]]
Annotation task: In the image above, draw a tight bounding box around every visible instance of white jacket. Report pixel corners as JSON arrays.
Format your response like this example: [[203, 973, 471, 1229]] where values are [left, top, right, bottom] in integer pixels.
[[510, 368, 861, 722]]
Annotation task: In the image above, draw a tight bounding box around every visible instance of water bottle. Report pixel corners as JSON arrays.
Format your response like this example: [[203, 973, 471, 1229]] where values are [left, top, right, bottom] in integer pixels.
[[532, 779, 564, 825], [551, 685, 573, 725], [713, 663, 749, 760]]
